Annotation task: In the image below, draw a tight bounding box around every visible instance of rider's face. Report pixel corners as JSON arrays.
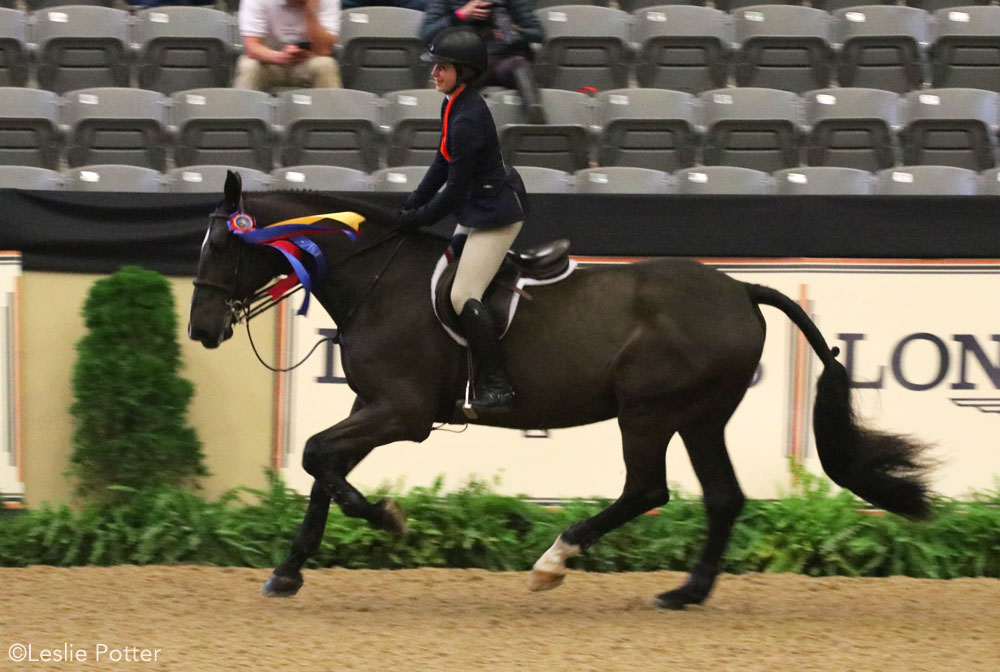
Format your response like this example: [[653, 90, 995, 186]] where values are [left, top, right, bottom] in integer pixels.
[[432, 62, 459, 95]]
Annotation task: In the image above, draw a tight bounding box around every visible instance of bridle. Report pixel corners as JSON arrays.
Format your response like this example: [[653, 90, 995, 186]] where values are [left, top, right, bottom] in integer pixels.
[[193, 207, 409, 328]]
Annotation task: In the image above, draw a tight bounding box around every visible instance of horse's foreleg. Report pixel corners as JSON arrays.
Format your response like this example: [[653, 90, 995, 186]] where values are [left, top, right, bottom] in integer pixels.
[[655, 421, 745, 610], [530, 428, 671, 592], [263, 399, 430, 597]]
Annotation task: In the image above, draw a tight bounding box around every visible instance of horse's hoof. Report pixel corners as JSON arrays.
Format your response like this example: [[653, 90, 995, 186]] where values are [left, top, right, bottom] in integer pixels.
[[653, 588, 706, 611], [261, 572, 303, 597], [528, 569, 565, 592], [379, 498, 408, 536]]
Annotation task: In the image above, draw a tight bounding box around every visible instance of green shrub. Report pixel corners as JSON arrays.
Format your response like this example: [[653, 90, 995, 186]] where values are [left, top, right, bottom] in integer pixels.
[[68, 266, 206, 500], [0, 473, 997, 577]]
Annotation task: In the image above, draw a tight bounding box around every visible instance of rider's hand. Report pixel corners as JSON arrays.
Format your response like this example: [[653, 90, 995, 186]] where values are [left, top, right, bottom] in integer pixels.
[[458, 0, 492, 21], [394, 208, 423, 230]]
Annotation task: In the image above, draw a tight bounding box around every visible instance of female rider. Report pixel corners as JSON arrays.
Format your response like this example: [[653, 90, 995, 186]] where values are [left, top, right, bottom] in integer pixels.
[[394, 27, 525, 411]]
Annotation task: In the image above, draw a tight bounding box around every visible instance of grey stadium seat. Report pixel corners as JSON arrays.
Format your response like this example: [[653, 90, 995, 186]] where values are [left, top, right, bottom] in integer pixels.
[[0, 8, 28, 87], [135, 7, 237, 95], [34, 6, 131, 94], [0, 166, 63, 190], [383, 88, 443, 168], [575, 166, 673, 194], [170, 88, 275, 171], [929, 6, 1000, 93], [904, 0, 988, 12], [715, 0, 798, 11], [674, 166, 774, 194], [833, 6, 930, 94], [699, 87, 803, 172], [0, 87, 62, 169], [166, 165, 271, 193], [64, 164, 163, 192], [515, 166, 573, 194], [632, 5, 734, 94], [63, 87, 170, 170], [271, 165, 370, 192], [595, 88, 698, 171], [277, 88, 381, 171], [534, 6, 632, 92], [901, 88, 998, 171], [25, 0, 115, 8], [371, 165, 429, 192], [875, 165, 979, 194], [773, 166, 875, 194], [491, 88, 593, 172], [338, 7, 429, 95], [733, 5, 834, 94], [804, 87, 902, 171], [812, 0, 895, 11], [979, 167, 1000, 196]]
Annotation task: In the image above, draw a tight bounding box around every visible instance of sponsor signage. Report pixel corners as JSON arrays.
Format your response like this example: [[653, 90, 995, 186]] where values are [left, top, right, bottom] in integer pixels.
[[0, 252, 22, 505]]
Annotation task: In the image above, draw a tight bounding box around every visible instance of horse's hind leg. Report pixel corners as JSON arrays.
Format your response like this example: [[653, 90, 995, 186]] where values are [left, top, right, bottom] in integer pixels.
[[655, 417, 745, 610], [529, 426, 671, 592]]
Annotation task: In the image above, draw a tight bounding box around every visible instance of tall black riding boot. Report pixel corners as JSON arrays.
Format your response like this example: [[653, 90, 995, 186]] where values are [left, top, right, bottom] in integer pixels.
[[513, 63, 547, 125], [458, 299, 516, 410]]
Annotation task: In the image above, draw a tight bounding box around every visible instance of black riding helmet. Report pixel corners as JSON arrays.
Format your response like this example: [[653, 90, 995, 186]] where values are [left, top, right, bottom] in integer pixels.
[[421, 27, 487, 81]]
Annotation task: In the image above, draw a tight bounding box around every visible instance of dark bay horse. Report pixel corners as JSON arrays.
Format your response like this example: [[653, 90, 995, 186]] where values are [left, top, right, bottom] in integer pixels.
[[189, 171, 933, 609]]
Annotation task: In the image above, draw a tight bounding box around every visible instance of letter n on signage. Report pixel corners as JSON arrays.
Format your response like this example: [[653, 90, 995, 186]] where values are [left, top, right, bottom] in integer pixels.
[[316, 328, 346, 384]]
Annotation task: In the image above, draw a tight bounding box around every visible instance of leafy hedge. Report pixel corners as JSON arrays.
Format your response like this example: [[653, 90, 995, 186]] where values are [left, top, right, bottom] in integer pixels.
[[1, 473, 997, 578]]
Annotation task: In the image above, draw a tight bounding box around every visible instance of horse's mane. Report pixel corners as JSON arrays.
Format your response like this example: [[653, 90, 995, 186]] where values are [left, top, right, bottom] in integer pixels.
[[244, 189, 398, 234]]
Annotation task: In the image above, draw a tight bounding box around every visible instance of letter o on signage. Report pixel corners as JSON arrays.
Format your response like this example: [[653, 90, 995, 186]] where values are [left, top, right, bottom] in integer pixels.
[[891, 332, 949, 391]]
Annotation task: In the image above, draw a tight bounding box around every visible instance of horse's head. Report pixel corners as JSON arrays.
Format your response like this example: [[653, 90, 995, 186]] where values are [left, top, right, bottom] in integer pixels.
[[189, 170, 273, 348]]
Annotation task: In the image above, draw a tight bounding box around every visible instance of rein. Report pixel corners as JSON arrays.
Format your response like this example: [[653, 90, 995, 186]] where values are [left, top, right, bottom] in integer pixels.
[[194, 209, 410, 372]]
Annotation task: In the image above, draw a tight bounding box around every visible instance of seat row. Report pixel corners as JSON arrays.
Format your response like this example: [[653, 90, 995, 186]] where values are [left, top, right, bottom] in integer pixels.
[[4, 162, 999, 195], [3, 85, 998, 175], [2, 4, 999, 96]]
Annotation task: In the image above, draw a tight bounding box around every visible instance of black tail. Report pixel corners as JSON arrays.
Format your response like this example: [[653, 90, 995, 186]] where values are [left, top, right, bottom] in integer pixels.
[[747, 284, 934, 520]]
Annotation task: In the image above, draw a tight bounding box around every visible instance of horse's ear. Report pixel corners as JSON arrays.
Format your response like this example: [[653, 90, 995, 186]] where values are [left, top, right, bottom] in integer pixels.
[[224, 170, 243, 208]]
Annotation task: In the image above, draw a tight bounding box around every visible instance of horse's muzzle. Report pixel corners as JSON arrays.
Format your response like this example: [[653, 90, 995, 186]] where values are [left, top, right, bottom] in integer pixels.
[[188, 321, 233, 349]]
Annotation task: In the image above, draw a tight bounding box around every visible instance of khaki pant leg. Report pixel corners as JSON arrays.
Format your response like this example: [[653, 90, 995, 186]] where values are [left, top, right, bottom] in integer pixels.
[[233, 56, 292, 91], [450, 221, 523, 315]]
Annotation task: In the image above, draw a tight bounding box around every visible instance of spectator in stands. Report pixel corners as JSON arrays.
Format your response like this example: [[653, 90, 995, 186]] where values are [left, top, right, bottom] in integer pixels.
[[395, 28, 526, 411], [234, 0, 341, 92], [420, 0, 546, 124]]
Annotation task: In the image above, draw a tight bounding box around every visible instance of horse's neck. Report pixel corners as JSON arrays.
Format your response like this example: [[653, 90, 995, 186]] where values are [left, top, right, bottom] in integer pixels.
[[310, 231, 445, 329]]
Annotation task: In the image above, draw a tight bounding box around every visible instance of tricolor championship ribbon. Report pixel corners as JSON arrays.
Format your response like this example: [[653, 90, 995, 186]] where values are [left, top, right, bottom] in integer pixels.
[[228, 211, 364, 316]]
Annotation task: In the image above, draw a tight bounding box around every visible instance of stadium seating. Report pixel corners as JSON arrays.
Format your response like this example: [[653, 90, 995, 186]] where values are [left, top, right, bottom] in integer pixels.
[[134, 6, 237, 95], [595, 88, 698, 171], [874, 164, 980, 194], [338, 7, 429, 95], [979, 167, 1000, 195], [900, 88, 998, 170], [733, 5, 834, 93], [833, 6, 930, 93], [383, 88, 443, 168], [699, 87, 803, 172], [632, 5, 733, 93], [575, 166, 673, 193], [277, 87, 381, 171], [63, 87, 169, 170], [0, 165, 62, 189], [0, 8, 27, 87], [0, 87, 62, 169], [170, 88, 275, 171], [773, 166, 875, 194], [675, 165, 775, 194], [515, 165, 573, 193], [271, 165, 370, 192], [929, 6, 1000, 92], [534, 5, 632, 91], [803, 87, 902, 171], [371, 165, 428, 192], [490, 88, 592, 172], [34, 5, 131, 94], [166, 165, 271, 193], [64, 164, 163, 192]]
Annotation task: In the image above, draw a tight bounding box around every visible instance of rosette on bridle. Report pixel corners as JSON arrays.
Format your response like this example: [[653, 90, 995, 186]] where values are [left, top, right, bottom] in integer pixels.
[[228, 211, 364, 316]]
